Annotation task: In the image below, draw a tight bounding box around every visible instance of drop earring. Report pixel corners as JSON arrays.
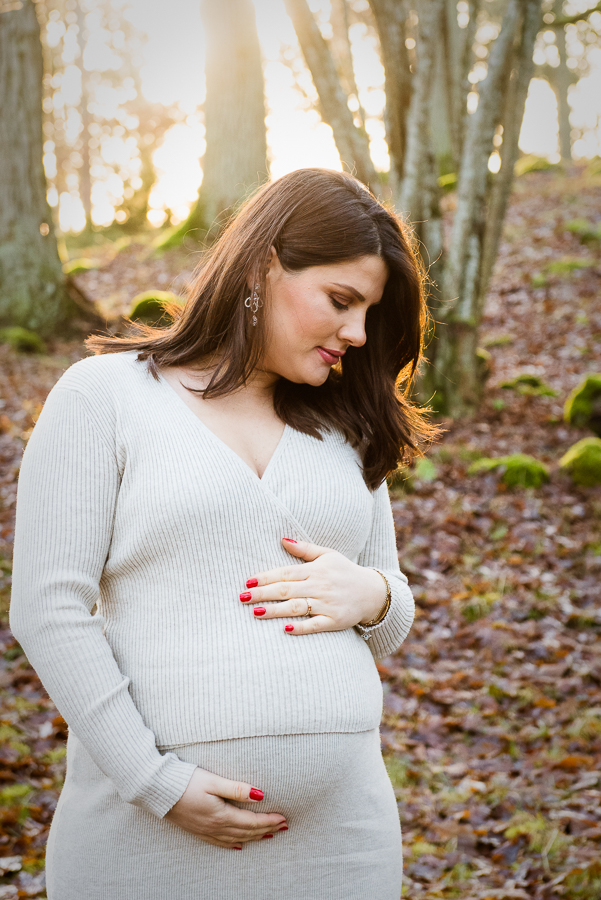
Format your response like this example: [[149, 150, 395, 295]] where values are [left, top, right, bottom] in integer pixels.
[[244, 283, 262, 326]]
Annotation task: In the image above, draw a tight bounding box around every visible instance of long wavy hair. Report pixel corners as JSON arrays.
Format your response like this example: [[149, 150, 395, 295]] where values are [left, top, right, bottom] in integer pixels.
[[86, 167, 442, 489]]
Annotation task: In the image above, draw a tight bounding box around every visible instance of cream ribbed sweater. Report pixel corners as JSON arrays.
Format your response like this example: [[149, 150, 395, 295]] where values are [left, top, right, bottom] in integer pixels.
[[10, 350, 415, 820]]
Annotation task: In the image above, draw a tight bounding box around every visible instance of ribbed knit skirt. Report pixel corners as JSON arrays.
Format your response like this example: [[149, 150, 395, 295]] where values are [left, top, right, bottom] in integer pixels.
[[45, 728, 403, 900]]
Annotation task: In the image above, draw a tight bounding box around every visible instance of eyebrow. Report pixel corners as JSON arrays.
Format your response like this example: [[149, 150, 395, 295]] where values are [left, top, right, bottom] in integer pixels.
[[331, 282, 381, 305]]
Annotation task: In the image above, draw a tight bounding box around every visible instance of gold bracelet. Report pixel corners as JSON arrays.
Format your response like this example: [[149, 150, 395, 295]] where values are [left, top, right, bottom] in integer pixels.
[[361, 569, 391, 627]]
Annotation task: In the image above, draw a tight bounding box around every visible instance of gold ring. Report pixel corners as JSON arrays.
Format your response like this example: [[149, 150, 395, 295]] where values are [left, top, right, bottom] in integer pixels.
[[305, 600, 312, 616]]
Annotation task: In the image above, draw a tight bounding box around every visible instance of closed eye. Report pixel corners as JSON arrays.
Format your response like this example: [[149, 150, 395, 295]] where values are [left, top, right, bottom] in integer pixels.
[[330, 295, 349, 311]]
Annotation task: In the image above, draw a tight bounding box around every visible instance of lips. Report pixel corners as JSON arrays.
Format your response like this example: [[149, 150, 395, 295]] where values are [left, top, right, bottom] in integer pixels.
[[317, 347, 345, 366]]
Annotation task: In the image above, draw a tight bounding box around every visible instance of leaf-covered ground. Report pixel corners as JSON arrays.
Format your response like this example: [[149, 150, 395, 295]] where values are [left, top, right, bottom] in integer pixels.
[[0, 162, 600, 899]]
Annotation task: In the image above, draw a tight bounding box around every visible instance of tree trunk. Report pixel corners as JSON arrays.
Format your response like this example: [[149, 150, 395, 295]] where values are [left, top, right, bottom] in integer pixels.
[[172, 0, 268, 245], [551, 0, 573, 161], [368, 0, 411, 192], [429, 38, 453, 173], [431, 0, 542, 418], [0, 0, 75, 336], [479, 0, 542, 300], [285, 0, 379, 191], [75, 3, 92, 229], [330, 0, 365, 130], [398, 0, 445, 222]]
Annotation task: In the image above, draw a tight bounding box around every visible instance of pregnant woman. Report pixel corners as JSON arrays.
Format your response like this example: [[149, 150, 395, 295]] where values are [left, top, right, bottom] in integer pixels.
[[10, 168, 439, 900]]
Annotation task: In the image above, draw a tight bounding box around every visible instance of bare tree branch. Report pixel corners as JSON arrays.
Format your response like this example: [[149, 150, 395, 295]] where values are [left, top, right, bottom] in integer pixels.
[[329, 0, 366, 131], [284, 0, 379, 189]]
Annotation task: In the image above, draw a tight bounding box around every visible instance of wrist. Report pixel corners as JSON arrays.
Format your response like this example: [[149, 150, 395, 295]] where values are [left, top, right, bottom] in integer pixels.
[[359, 568, 390, 625]]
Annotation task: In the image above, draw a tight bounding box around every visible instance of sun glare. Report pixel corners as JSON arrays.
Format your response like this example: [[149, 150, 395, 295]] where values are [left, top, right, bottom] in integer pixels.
[[47, 0, 601, 233]]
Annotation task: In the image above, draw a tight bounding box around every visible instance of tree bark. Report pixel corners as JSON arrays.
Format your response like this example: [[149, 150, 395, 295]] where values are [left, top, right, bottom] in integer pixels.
[[443, 0, 523, 317], [440, 0, 463, 169], [429, 36, 453, 171], [457, 0, 480, 159], [551, 0, 573, 161], [330, 0, 365, 130], [76, 3, 92, 228], [367, 0, 411, 191], [398, 0, 445, 222], [479, 0, 542, 302], [285, 0, 379, 190], [173, 0, 268, 244], [0, 0, 75, 335], [432, 0, 541, 418]]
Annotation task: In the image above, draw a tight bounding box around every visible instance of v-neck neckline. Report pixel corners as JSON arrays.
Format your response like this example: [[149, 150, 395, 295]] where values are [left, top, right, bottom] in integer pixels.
[[155, 367, 291, 483]]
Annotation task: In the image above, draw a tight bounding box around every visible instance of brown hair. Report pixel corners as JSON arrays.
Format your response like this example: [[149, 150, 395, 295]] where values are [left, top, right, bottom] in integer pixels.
[[86, 167, 442, 489]]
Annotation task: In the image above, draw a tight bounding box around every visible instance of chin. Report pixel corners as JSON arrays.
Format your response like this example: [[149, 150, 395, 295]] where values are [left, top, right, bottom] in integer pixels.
[[304, 369, 331, 387], [282, 367, 330, 387]]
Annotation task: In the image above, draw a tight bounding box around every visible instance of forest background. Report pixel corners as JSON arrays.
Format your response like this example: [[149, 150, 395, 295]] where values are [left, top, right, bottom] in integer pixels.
[[1, 0, 601, 897]]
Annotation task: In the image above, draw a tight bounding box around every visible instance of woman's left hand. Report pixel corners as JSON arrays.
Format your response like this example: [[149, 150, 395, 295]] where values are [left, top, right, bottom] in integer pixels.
[[240, 538, 388, 634]]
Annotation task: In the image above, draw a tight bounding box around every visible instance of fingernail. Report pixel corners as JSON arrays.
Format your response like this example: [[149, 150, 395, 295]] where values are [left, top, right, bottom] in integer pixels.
[[234, 846, 242, 850], [246, 578, 258, 588], [240, 592, 252, 602], [279, 825, 289, 831], [254, 607, 266, 617], [283, 538, 297, 543], [285, 624, 294, 632], [249, 788, 264, 801], [262, 834, 274, 839]]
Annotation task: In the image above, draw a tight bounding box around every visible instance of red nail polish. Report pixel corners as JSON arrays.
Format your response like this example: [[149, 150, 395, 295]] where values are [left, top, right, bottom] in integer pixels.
[[262, 834, 274, 839], [234, 846, 242, 850], [249, 788, 264, 801], [285, 624, 294, 632], [254, 607, 266, 617], [279, 825, 289, 831], [240, 592, 252, 602], [246, 578, 258, 588], [283, 538, 297, 543]]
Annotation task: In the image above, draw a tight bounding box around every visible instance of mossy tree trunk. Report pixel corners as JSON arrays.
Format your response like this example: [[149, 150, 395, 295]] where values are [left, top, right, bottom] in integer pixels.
[[287, 0, 544, 420], [170, 0, 268, 246], [0, 0, 75, 336], [418, 0, 542, 417]]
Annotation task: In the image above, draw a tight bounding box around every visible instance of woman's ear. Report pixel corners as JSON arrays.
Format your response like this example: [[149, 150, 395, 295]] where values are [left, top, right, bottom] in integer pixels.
[[265, 246, 281, 283], [246, 247, 278, 290], [265, 246, 278, 278]]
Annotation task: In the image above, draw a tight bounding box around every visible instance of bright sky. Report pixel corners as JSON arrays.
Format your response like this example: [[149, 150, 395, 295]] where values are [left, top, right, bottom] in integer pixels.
[[52, 0, 601, 231]]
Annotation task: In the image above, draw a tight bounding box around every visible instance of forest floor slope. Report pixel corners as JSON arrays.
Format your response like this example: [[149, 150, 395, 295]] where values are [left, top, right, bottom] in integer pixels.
[[0, 162, 600, 898]]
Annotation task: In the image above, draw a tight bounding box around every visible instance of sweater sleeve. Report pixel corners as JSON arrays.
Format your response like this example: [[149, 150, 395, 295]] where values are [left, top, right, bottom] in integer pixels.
[[354, 480, 415, 659], [9, 385, 197, 819]]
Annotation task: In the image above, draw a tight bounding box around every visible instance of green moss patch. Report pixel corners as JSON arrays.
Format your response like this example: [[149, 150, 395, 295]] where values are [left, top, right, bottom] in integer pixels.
[[515, 155, 562, 176], [128, 290, 185, 325], [559, 437, 601, 487], [566, 218, 601, 244], [563, 374, 601, 436], [483, 333, 514, 348], [62, 258, 100, 276], [546, 256, 596, 276], [468, 453, 550, 488], [0, 327, 46, 354], [500, 373, 557, 397]]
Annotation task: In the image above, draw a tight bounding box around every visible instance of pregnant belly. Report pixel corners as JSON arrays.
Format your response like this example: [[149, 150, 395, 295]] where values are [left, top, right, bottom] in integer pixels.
[[160, 729, 397, 826]]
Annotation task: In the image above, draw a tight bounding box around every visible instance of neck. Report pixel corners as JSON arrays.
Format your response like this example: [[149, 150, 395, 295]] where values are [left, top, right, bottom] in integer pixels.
[[178, 358, 280, 409]]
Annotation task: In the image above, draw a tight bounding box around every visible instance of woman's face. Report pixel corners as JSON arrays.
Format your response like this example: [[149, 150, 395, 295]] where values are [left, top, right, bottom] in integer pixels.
[[259, 251, 389, 386]]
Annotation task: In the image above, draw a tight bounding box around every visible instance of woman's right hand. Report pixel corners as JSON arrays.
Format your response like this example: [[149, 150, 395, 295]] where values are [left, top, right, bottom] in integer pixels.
[[164, 767, 288, 849]]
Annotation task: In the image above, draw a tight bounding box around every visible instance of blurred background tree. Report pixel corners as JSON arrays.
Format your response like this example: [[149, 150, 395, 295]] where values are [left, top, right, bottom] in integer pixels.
[[0, 0, 73, 335], [164, 0, 268, 246]]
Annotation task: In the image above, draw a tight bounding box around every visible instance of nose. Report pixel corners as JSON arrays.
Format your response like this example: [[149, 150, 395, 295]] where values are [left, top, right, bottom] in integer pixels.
[[337, 308, 367, 348]]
